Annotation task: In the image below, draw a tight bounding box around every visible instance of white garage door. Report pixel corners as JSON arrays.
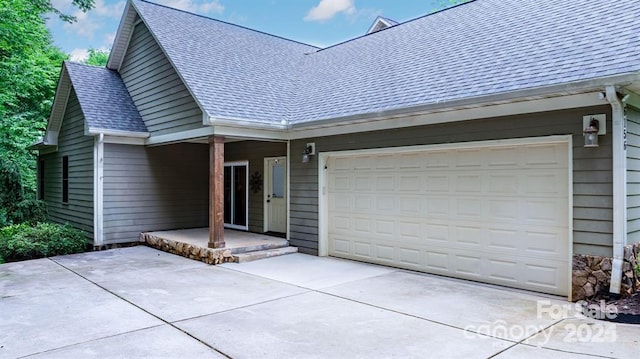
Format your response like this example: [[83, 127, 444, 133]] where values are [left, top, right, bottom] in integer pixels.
[[326, 139, 570, 295]]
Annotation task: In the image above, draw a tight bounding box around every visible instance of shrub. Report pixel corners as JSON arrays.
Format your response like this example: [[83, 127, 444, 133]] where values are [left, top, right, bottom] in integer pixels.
[[0, 223, 89, 263]]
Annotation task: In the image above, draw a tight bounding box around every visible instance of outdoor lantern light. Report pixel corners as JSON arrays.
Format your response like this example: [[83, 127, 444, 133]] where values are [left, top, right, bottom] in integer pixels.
[[302, 143, 316, 163], [583, 118, 600, 147]]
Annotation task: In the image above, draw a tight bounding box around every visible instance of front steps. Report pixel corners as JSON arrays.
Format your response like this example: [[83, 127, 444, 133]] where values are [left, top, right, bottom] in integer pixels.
[[234, 246, 298, 263], [140, 231, 297, 265]]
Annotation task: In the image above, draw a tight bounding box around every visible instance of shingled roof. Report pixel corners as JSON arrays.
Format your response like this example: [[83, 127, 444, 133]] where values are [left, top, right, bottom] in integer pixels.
[[102, 0, 640, 131], [65, 62, 147, 133], [292, 0, 640, 124]]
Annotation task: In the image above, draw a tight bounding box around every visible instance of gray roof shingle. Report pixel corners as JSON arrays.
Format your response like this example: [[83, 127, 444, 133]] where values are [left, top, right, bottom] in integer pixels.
[[65, 61, 147, 133], [128, 0, 640, 127]]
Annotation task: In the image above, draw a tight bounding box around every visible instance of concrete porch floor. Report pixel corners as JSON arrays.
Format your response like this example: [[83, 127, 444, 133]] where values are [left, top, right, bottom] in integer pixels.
[[140, 228, 296, 264]]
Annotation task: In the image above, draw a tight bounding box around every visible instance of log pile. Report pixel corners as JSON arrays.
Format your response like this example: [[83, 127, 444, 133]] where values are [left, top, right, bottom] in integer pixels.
[[139, 233, 235, 265], [572, 242, 640, 301]]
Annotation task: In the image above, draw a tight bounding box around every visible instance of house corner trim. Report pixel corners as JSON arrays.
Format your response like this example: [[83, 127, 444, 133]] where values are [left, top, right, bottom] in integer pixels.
[[93, 133, 105, 247]]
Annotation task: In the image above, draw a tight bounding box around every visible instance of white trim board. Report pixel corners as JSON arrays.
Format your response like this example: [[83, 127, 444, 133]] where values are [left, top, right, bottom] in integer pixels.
[[93, 134, 105, 247], [290, 92, 606, 139]]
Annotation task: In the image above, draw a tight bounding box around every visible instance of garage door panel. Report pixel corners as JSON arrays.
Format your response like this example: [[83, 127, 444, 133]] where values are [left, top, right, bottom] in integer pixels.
[[488, 175, 518, 193], [426, 175, 450, 191], [327, 140, 570, 296], [376, 245, 395, 261], [487, 259, 520, 282], [525, 145, 564, 166], [487, 147, 519, 166], [453, 254, 483, 276], [454, 198, 483, 217], [353, 176, 372, 190], [456, 175, 483, 192], [525, 231, 566, 255]]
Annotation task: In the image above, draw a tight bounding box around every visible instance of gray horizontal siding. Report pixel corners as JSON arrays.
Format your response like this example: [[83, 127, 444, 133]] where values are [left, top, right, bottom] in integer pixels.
[[120, 21, 203, 136], [102, 143, 209, 244], [290, 105, 613, 256], [627, 106, 640, 244], [40, 89, 94, 239], [224, 141, 287, 233]]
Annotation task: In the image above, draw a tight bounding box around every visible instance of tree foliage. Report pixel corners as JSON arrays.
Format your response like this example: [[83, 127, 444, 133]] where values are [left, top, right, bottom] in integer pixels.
[[0, 158, 47, 227], [0, 0, 94, 193], [32, 0, 96, 23], [83, 48, 109, 67]]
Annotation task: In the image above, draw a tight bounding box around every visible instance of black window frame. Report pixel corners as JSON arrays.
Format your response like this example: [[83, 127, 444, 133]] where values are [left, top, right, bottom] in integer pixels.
[[62, 156, 69, 203]]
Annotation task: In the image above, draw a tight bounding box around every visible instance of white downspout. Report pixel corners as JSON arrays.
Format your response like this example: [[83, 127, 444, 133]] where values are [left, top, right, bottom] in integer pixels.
[[606, 86, 626, 294], [94, 133, 105, 247]]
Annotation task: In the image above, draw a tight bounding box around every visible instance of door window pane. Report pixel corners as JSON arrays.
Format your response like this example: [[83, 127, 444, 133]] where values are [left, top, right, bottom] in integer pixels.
[[272, 164, 284, 198]]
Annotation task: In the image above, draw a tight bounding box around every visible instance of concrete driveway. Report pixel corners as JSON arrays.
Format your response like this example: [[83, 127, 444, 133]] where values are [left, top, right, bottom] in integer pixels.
[[1, 246, 638, 358]]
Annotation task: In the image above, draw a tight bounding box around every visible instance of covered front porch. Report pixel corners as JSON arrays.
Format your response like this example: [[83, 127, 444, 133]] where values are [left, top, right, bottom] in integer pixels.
[[184, 135, 290, 249], [139, 228, 297, 264]]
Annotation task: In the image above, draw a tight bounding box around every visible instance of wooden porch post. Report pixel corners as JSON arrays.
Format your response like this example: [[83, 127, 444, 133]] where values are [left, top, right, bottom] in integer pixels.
[[208, 135, 225, 248]]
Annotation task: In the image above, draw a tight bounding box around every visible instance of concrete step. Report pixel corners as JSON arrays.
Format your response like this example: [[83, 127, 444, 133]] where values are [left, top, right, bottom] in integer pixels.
[[229, 239, 289, 255], [234, 246, 298, 263]]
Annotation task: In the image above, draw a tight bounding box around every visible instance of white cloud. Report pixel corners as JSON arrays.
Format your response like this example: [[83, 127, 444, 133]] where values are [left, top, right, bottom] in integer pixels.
[[198, 0, 224, 14], [63, 10, 102, 40], [69, 48, 89, 62], [156, 0, 224, 14], [93, 0, 126, 18], [304, 0, 355, 22]]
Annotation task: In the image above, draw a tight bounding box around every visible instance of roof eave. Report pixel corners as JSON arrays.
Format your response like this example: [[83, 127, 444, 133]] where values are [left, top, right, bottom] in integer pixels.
[[86, 128, 150, 138], [107, 0, 136, 70], [290, 72, 640, 131]]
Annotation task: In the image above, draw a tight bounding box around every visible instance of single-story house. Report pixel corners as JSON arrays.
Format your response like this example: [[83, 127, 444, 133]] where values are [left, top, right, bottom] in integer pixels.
[[34, 0, 640, 300]]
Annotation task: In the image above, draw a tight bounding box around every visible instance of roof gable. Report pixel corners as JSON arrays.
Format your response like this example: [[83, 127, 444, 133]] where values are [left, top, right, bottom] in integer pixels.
[[366, 16, 398, 34], [65, 62, 147, 133], [45, 62, 147, 143], [110, 0, 319, 127]]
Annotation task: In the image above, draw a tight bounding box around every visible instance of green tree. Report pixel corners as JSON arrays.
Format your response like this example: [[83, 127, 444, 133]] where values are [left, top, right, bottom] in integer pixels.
[[83, 48, 109, 66], [0, 0, 94, 194], [32, 0, 96, 23]]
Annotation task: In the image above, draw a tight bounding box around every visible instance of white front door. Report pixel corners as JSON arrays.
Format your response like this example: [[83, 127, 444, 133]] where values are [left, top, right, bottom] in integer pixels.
[[265, 157, 287, 233]]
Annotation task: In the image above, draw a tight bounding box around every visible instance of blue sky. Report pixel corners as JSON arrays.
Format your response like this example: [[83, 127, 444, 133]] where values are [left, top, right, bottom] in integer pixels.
[[47, 0, 445, 61]]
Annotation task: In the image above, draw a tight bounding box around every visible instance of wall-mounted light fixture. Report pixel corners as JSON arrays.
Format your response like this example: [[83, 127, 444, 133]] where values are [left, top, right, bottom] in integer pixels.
[[302, 142, 316, 163], [583, 114, 606, 148]]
